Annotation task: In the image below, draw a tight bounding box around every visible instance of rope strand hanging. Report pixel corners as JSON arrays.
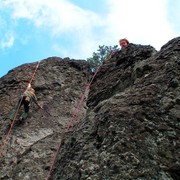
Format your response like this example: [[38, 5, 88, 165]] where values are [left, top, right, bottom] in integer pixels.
[[45, 64, 102, 180]]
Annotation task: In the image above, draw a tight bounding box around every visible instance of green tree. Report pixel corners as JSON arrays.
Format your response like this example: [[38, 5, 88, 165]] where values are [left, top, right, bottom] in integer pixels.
[[87, 45, 119, 71]]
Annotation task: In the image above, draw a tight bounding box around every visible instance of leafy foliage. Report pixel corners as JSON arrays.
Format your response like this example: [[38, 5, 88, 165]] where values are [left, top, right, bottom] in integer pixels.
[[87, 45, 119, 71]]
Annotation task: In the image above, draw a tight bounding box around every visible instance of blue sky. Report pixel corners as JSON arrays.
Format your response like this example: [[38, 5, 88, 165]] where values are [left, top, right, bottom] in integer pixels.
[[0, 0, 179, 77]]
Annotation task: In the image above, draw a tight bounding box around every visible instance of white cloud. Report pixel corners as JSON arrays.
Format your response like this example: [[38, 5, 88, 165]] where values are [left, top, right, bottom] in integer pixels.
[[2, 0, 103, 35], [0, 32, 14, 49], [1, 0, 178, 57], [1, 0, 104, 58], [104, 0, 177, 50]]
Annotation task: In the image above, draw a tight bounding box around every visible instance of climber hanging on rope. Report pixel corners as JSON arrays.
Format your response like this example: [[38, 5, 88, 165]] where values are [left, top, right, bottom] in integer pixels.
[[10, 83, 43, 124]]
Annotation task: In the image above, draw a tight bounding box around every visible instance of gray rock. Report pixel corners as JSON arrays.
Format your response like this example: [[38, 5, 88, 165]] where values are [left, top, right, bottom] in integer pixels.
[[1, 37, 180, 180]]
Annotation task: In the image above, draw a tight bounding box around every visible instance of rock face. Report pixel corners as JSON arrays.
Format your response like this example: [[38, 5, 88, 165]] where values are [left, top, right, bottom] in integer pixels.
[[0, 57, 90, 179], [51, 37, 180, 180], [0, 37, 180, 180]]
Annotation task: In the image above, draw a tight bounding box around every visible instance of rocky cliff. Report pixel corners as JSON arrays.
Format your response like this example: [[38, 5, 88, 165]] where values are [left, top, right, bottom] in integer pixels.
[[0, 37, 180, 180], [0, 58, 90, 179]]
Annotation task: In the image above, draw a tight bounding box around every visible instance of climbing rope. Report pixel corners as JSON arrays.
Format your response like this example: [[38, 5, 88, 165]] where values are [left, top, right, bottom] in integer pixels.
[[29, 61, 40, 84], [0, 61, 40, 156], [65, 65, 101, 132], [45, 64, 102, 180]]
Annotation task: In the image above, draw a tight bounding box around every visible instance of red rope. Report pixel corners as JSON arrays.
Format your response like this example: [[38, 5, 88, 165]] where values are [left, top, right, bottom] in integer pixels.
[[45, 64, 102, 180], [45, 140, 62, 180], [65, 65, 101, 132], [0, 97, 23, 156], [29, 61, 40, 85], [0, 61, 40, 156]]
